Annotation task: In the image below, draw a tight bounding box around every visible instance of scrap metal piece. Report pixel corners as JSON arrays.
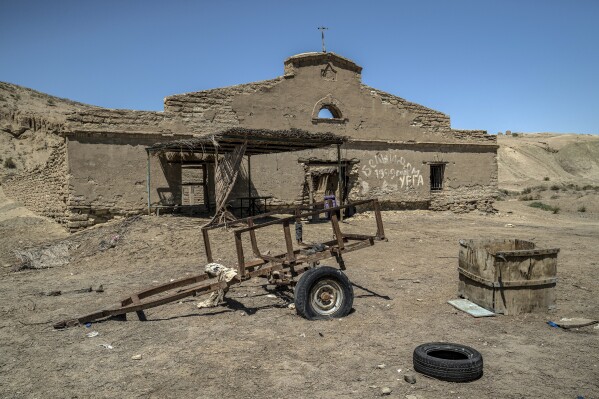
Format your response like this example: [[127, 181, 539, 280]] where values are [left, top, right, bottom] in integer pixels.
[[448, 299, 496, 317]]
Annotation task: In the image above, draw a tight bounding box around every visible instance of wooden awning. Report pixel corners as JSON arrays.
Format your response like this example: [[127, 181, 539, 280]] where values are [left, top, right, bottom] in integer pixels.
[[146, 127, 345, 156]]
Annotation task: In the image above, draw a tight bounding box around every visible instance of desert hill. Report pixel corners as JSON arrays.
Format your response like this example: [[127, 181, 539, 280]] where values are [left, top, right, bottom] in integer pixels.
[[0, 82, 96, 173], [498, 133, 599, 190]]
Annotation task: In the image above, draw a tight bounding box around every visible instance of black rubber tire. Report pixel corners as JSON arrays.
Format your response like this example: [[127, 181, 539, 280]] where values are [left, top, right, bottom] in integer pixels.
[[413, 342, 483, 382], [294, 266, 353, 320]]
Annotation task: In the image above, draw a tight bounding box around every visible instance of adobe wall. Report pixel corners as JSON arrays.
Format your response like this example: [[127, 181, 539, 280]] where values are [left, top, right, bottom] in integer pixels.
[[164, 79, 284, 134], [232, 140, 498, 212], [3, 142, 70, 223], [64, 133, 185, 230], [163, 52, 492, 146], [59, 52, 498, 229]]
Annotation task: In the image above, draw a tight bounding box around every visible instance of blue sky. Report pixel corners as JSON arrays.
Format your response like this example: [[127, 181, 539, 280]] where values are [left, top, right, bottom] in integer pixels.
[[1, 0, 598, 134]]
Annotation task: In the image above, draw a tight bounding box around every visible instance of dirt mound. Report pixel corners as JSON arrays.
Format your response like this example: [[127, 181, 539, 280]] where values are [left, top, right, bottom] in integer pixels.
[[498, 133, 599, 190], [557, 141, 599, 178]]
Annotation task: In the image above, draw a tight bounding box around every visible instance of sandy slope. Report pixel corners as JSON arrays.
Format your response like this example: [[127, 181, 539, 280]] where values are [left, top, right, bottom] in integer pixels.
[[498, 133, 599, 190]]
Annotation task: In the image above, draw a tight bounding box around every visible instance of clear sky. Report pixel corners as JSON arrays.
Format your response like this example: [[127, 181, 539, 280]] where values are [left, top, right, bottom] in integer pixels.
[[1, 0, 598, 134]]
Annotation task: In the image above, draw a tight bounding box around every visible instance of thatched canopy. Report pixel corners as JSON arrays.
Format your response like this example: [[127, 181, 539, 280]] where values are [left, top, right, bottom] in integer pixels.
[[146, 127, 345, 156]]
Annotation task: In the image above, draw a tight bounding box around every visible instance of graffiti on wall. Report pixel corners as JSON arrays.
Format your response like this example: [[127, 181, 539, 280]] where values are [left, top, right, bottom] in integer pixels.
[[361, 153, 424, 190]]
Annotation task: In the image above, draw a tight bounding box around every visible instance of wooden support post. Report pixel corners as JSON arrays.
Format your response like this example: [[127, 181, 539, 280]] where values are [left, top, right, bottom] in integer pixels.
[[307, 171, 315, 222], [202, 228, 213, 263], [337, 144, 343, 221], [283, 221, 296, 262], [131, 295, 147, 321], [235, 232, 246, 276], [247, 219, 261, 257], [247, 155, 251, 199], [203, 163, 209, 211], [294, 208, 303, 244], [330, 212, 345, 250], [146, 150, 151, 215], [373, 199, 385, 240]]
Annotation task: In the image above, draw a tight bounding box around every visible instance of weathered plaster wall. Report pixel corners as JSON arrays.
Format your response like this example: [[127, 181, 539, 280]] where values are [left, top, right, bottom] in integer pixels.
[[239, 141, 498, 211], [163, 79, 284, 134], [65, 133, 183, 229], [58, 52, 497, 229], [163, 52, 498, 212], [344, 143, 498, 212], [163, 52, 491, 145]]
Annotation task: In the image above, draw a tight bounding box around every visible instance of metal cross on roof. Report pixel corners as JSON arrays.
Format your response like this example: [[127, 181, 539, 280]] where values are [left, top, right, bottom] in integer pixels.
[[318, 26, 328, 53]]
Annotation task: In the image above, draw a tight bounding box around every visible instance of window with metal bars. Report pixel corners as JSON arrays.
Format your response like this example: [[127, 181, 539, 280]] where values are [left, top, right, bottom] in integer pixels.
[[430, 164, 445, 191]]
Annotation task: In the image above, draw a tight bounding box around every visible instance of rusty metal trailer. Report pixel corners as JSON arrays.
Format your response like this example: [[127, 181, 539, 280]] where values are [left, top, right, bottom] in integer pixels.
[[54, 199, 385, 328]]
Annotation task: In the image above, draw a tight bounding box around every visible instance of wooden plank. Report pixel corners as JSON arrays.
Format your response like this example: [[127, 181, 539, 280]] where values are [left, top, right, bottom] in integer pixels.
[[247, 219, 261, 257], [343, 233, 376, 241], [121, 273, 211, 305], [202, 228, 213, 263], [259, 254, 286, 264], [131, 295, 147, 321], [56, 278, 232, 328], [372, 199, 385, 240], [246, 263, 284, 279], [235, 232, 246, 276], [234, 199, 375, 234], [330, 213, 345, 250], [495, 249, 560, 257], [283, 221, 296, 262], [458, 267, 557, 288]]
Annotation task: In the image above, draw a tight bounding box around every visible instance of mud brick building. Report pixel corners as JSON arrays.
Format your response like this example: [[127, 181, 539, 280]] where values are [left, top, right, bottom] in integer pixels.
[[4, 52, 498, 230]]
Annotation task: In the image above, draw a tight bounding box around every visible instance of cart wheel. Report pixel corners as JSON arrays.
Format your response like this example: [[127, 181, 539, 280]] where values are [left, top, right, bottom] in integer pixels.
[[294, 266, 353, 320]]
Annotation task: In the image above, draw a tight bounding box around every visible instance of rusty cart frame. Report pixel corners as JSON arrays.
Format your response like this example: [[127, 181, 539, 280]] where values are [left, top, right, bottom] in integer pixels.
[[54, 198, 385, 328]]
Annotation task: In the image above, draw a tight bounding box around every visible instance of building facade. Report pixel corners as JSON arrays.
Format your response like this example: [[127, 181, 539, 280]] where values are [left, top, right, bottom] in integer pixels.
[[4, 52, 498, 230]]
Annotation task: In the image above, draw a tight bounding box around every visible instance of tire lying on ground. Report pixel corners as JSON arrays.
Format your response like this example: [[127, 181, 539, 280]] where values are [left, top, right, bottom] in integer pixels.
[[294, 266, 353, 320], [413, 342, 483, 382]]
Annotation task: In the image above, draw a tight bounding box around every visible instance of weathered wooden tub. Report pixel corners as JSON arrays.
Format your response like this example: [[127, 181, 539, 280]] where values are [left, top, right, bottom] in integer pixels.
[[458, 239, 559, 315]]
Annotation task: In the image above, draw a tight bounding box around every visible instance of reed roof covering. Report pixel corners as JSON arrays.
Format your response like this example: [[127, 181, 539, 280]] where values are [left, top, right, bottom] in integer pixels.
[[146, 128, 345, 155]]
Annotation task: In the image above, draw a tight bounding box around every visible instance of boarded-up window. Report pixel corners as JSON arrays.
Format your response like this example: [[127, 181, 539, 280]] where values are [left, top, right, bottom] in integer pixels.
[[430, 164, 445, 191], [181, 164, 207, 206]]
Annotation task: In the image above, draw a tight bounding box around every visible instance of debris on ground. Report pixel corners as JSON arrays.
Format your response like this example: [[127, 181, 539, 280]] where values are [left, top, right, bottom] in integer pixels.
[[131, 354, 142, 360], [196, 263, 238, 309], [40, 286, 103, 296], [404, 374, 416, 384], [548, 318, 599, 329], [99, 235, 120, 251], [11, 215, 142, 271], [448, 298, 496, 317], [381, 387, 392, 395]]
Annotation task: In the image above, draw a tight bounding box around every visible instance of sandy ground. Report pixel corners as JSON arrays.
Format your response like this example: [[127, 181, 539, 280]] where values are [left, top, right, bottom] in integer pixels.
[[1, 188, 598, 399]]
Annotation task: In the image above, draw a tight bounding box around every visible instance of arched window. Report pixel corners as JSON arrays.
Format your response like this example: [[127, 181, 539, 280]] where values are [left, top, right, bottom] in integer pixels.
[[312, 96, 346, 124], [318, 106, 341, 119]]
